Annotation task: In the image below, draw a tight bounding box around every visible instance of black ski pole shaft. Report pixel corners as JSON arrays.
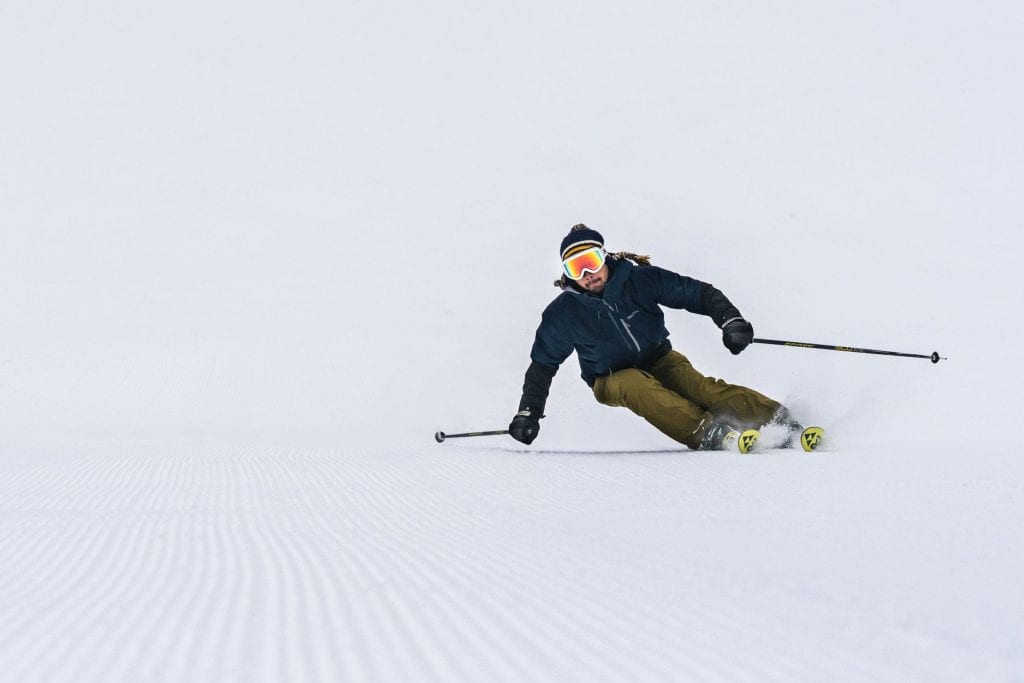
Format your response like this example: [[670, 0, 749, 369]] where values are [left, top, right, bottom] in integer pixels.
[[435, 429, 510, 443], [752, 338, 945, 363]]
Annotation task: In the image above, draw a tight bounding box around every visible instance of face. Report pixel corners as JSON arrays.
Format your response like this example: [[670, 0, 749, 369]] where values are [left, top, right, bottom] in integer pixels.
[[576, 263, 609, 293]]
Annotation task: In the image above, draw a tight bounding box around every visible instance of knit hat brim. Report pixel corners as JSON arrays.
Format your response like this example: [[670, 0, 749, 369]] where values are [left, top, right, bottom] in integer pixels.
[[560, 240, 603, 260]]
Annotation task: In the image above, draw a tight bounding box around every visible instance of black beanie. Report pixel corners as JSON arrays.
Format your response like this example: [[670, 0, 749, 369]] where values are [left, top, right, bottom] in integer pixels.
[[559, 224, 605, 260]]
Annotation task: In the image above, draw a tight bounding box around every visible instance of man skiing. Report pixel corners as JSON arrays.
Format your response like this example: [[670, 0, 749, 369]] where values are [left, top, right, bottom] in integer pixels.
[[509, 224, 805, 452]]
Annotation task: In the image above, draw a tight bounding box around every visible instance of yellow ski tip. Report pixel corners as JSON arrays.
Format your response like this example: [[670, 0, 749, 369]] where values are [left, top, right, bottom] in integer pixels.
[[800, 426, 825, 452], [738, 429, 760, 454]]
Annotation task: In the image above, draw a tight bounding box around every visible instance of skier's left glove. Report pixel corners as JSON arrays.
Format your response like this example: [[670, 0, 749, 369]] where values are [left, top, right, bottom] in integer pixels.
[[722, 317, 754, 355]]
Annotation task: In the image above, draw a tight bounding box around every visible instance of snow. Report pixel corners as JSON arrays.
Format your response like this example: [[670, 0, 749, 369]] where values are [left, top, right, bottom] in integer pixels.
[[2, 0, 1023, 679]]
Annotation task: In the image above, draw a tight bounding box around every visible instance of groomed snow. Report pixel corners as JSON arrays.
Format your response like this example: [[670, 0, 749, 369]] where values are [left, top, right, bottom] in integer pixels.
[[2, 0, 1022, 680]]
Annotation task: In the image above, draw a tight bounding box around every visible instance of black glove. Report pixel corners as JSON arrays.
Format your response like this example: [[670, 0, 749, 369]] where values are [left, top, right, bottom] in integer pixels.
[[722, 318, 754, 355], [509, 410, 540, 444]]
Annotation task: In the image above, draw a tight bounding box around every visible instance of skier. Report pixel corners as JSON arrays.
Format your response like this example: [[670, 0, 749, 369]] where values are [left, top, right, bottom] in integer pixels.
[[509, 224, 800, 451]]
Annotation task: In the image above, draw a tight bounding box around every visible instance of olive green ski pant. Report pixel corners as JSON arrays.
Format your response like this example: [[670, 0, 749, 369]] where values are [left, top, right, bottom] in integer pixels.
[[592, 350, 781, 449]]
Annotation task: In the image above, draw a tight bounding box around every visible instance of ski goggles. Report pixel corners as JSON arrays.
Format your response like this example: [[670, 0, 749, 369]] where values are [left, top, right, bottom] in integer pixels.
[[561, 246, 606, 280]]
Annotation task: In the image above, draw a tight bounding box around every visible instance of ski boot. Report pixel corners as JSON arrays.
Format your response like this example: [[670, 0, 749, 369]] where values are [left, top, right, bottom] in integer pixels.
[[699, 419, 760, 454]]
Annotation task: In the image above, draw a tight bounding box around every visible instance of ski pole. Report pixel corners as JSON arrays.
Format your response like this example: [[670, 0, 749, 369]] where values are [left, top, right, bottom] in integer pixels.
[[752, 338, 945, 363], [435, 429, 510, 443]]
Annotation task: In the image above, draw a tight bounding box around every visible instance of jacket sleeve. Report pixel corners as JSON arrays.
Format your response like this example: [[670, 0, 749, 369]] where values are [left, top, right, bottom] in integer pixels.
[[653, 266, 743, 328], [518, 360, 557, 415], [698, 283, 743, 328], [519, 305, 573, 415]]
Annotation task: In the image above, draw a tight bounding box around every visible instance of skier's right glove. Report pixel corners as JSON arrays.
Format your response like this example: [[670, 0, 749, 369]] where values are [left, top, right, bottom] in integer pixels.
[[509, 410, 540, 445], [722, 317, 754, 355]]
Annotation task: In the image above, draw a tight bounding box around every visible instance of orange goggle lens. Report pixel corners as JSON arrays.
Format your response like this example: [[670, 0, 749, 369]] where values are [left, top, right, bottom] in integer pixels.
[[562, 247, 606, 280]]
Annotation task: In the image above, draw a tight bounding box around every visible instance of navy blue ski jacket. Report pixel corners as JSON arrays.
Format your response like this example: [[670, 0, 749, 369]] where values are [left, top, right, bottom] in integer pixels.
[[519, 258, 742, 414]]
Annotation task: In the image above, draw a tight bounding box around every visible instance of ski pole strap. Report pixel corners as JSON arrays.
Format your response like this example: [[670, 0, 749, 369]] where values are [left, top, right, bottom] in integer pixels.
[[752, 338, 944, 363]]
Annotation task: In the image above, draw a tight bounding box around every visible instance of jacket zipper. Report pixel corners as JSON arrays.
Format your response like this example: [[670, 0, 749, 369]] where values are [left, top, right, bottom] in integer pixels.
[[620, 318, 641, 352], [603, 301, 642, 353]]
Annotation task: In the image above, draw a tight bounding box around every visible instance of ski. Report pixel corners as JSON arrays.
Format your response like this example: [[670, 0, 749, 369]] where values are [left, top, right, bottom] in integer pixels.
[[722, 428, 762, 454], [799, 426, 825, 452], [738, 429, 761, 454], [735, 426, 826, 454]]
